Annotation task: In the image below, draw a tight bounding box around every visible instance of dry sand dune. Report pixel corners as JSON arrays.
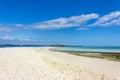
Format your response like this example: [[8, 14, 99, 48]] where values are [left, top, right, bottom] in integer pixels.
[[0, 47, 119, 80]]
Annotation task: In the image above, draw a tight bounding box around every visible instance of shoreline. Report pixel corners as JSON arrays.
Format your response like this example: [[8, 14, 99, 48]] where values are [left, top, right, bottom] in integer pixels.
[[51, 47, 120, 61], [52, 46, 120, 53], [52, 50, 120, 61], [53, 49, 120, 54]]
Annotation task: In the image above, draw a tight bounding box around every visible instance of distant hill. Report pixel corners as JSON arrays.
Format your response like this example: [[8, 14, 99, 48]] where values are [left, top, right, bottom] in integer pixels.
[[0, 44, 44, 47], [49, 45, 65, 47]]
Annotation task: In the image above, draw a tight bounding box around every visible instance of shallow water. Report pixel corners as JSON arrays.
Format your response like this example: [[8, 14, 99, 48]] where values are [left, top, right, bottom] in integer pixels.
[[53, 46, 120, 53]]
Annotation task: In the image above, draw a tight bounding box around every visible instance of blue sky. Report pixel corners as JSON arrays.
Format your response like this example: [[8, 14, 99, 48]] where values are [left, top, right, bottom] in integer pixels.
[[0, 0, 120, 46]]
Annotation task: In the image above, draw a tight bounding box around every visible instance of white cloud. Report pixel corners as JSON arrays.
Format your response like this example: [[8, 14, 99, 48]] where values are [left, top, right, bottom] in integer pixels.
[[18, 38, 43, 42], [0, 27, 12, 32], [31, 13, 99, 30], [0, 24, 14, 32], [77, 28, 88, 30], [15, 24, 24, 27], [1, 11, 120, 31], [0, 36, 14, 41], [18, 38, 32, 42], [0, 14, 99, 31], [0, 36, 45, 42], [100, 17, 120, 26], [90, 11, 120, 26]]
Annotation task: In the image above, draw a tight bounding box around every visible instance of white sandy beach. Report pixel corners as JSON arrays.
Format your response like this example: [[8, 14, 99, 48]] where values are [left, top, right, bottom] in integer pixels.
[[0, 47, 120, 80]]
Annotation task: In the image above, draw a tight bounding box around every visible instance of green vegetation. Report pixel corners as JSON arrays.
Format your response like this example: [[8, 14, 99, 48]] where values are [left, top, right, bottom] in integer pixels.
[[58, 51, 120, 61]]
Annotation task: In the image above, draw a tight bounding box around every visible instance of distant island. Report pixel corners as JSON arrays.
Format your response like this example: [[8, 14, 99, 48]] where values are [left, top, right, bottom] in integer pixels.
[[48, 45, 65, 47], [0, 44, 65, 47], [0, 44, 43, 47]]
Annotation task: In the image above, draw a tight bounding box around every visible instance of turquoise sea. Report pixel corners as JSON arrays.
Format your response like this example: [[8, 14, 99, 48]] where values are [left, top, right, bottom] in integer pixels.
[[1, 45, 120, 53], [53, 46, 120, 53]]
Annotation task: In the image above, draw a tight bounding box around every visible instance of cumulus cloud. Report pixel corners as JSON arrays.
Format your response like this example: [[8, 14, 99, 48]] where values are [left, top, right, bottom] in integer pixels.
[[31, 13, 99, 30], [90, 11, 120, 26]]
